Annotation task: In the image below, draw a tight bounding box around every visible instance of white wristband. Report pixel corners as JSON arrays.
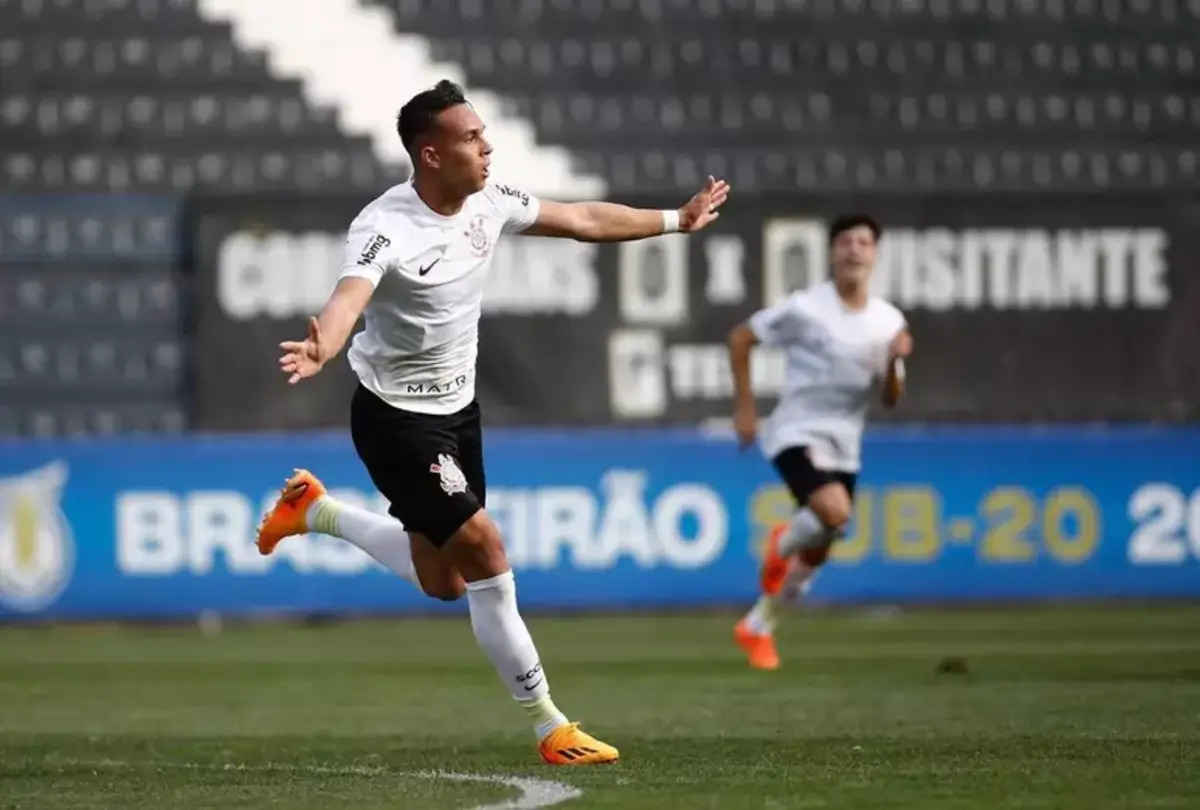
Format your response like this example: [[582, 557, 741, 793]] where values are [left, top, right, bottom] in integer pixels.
[[661, 209, 680, 234], [891, 356, 906, 381]]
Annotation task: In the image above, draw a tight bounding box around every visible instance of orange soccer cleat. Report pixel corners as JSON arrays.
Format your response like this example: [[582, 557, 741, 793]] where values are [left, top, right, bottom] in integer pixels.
[[538, 723, 620, 765], [759, 522, 794, 597], [734, 618, 780, 671], [255, 468, 327, 556]]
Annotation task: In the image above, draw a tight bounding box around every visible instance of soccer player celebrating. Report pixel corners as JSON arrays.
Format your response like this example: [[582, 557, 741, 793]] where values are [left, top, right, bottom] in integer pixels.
[[729, 214, 911, 671], [256, 80, 729, 764]]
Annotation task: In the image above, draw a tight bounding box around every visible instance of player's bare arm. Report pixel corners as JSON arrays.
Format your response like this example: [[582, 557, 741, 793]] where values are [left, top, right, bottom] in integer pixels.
[[882, 327, 913, 408], [523, 175, 731, 242], [278, 277, 375, 384], [728, 322, 760, 450]]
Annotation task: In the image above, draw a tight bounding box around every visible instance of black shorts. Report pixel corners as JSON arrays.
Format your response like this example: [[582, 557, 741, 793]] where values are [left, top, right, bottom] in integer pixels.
[[772, 446, 858, 506], [350, 384, 485, 546]]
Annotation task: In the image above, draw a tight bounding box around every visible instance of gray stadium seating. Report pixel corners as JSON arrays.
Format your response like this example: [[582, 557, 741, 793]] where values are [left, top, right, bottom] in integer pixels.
[[0, 0, 399, 192], [0, 196, 187, 438], [0, 0, 403, 435], [374, 0, 1200, 192], [4, 0, 1195, 193]]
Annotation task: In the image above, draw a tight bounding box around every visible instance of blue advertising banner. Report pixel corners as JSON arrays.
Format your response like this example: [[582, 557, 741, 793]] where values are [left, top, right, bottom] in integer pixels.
[[0, 427, 1197, 621]]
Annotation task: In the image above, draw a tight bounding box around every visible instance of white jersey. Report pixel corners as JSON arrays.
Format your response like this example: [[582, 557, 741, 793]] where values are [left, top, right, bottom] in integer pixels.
[[337, 181, 540, 415], [749, 280, 906, 472]]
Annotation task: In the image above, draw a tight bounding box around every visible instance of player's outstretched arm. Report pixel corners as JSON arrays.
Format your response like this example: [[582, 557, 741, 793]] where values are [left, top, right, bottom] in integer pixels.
[[523, 176, 730, 242], [728, 323, 760, 450], [882, 328, 913, 408], [278, 277, 374, 385]]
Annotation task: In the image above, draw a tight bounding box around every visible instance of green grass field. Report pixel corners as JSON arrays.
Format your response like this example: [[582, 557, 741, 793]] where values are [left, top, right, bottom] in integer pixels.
[[3, 604, 1199, 809]]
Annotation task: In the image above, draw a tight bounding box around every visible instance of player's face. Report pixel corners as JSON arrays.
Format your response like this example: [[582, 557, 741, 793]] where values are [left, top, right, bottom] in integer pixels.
[[429, 103, 492, 195], [831, 225, 877, 286]]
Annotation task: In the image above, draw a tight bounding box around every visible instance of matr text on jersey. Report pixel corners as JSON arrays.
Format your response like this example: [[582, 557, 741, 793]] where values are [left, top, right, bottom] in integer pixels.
[[406, 374, 470, 396]]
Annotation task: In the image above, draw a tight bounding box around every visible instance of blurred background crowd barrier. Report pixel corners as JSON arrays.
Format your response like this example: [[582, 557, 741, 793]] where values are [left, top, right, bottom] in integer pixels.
[[2, 0, 1198, 621]]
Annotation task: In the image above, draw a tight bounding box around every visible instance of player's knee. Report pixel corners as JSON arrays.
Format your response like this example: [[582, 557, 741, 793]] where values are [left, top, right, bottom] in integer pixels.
[[810, 486, 852, 531], [417, 566, 466, 602], [410, 532, 467, 602], [822, 504, 851, 532], [447, 510, 509, 578]]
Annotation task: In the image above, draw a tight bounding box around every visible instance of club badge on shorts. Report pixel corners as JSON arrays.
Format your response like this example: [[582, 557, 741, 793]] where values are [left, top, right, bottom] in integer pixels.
[[430, 453, 468, 495], [466, 215, 490, 257]]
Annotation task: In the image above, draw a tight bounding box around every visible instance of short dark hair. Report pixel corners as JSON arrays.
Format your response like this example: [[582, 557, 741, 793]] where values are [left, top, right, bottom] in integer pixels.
[[397, 80, 468, 156], [829, 213, 882, 244]]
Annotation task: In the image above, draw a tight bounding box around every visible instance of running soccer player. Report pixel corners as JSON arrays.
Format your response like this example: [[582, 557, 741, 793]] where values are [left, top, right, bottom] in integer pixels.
[[255, 80, 729, 765], [729, 214, 911, 671]]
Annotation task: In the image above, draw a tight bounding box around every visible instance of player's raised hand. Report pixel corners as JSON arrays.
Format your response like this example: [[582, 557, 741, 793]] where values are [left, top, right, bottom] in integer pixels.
[[279, 316, 326, 385], [678, 175, 731, 233]]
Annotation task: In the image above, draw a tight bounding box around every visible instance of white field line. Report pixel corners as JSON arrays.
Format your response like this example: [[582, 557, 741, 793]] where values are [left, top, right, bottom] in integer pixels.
[[72, 760, 582, 809]]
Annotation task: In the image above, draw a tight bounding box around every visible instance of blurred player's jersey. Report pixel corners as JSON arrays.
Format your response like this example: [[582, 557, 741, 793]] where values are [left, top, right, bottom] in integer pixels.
[[337, 181, 539, 415], [749, 280, 905, 472]]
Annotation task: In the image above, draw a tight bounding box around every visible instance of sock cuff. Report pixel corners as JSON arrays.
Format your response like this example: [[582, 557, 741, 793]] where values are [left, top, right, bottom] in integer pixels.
[[465, 569, 515, 592], [795, 507, 822, 531], [307, 495, 340, 536]]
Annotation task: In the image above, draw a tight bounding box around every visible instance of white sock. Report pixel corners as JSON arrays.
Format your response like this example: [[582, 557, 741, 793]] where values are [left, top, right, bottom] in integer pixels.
[[744, 563, 819, 635], [777, 508, 824, 557], [306, 495, 418, 586], [466, 570, 569, 740], [744, 594, 781, 635], [783, 563, 818, 600]]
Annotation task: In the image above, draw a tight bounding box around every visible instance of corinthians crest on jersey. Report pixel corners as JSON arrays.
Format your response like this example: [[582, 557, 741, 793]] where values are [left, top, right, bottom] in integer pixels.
[[430, 453, 469, 495], [0, 461, 76, 612], [466, 214, 491, 257]]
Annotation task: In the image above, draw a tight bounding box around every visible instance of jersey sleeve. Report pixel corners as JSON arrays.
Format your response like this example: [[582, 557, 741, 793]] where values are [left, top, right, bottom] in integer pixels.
[[337, 219, 394, 288], [885, 304, 909, 354], [487, 183, 541, 234], [747, 295, 805, 346], [874, 303, 909, 375]]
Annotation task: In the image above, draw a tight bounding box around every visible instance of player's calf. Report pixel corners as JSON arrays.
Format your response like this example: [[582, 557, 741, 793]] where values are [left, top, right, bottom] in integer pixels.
[[798, 542, 831, 568], [446, 510, 618, 764], [793, 481, 852, 570]]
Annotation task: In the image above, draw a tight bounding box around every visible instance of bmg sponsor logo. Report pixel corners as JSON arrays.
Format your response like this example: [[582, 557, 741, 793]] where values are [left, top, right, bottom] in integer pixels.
[[357, 233, 391, 266]]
